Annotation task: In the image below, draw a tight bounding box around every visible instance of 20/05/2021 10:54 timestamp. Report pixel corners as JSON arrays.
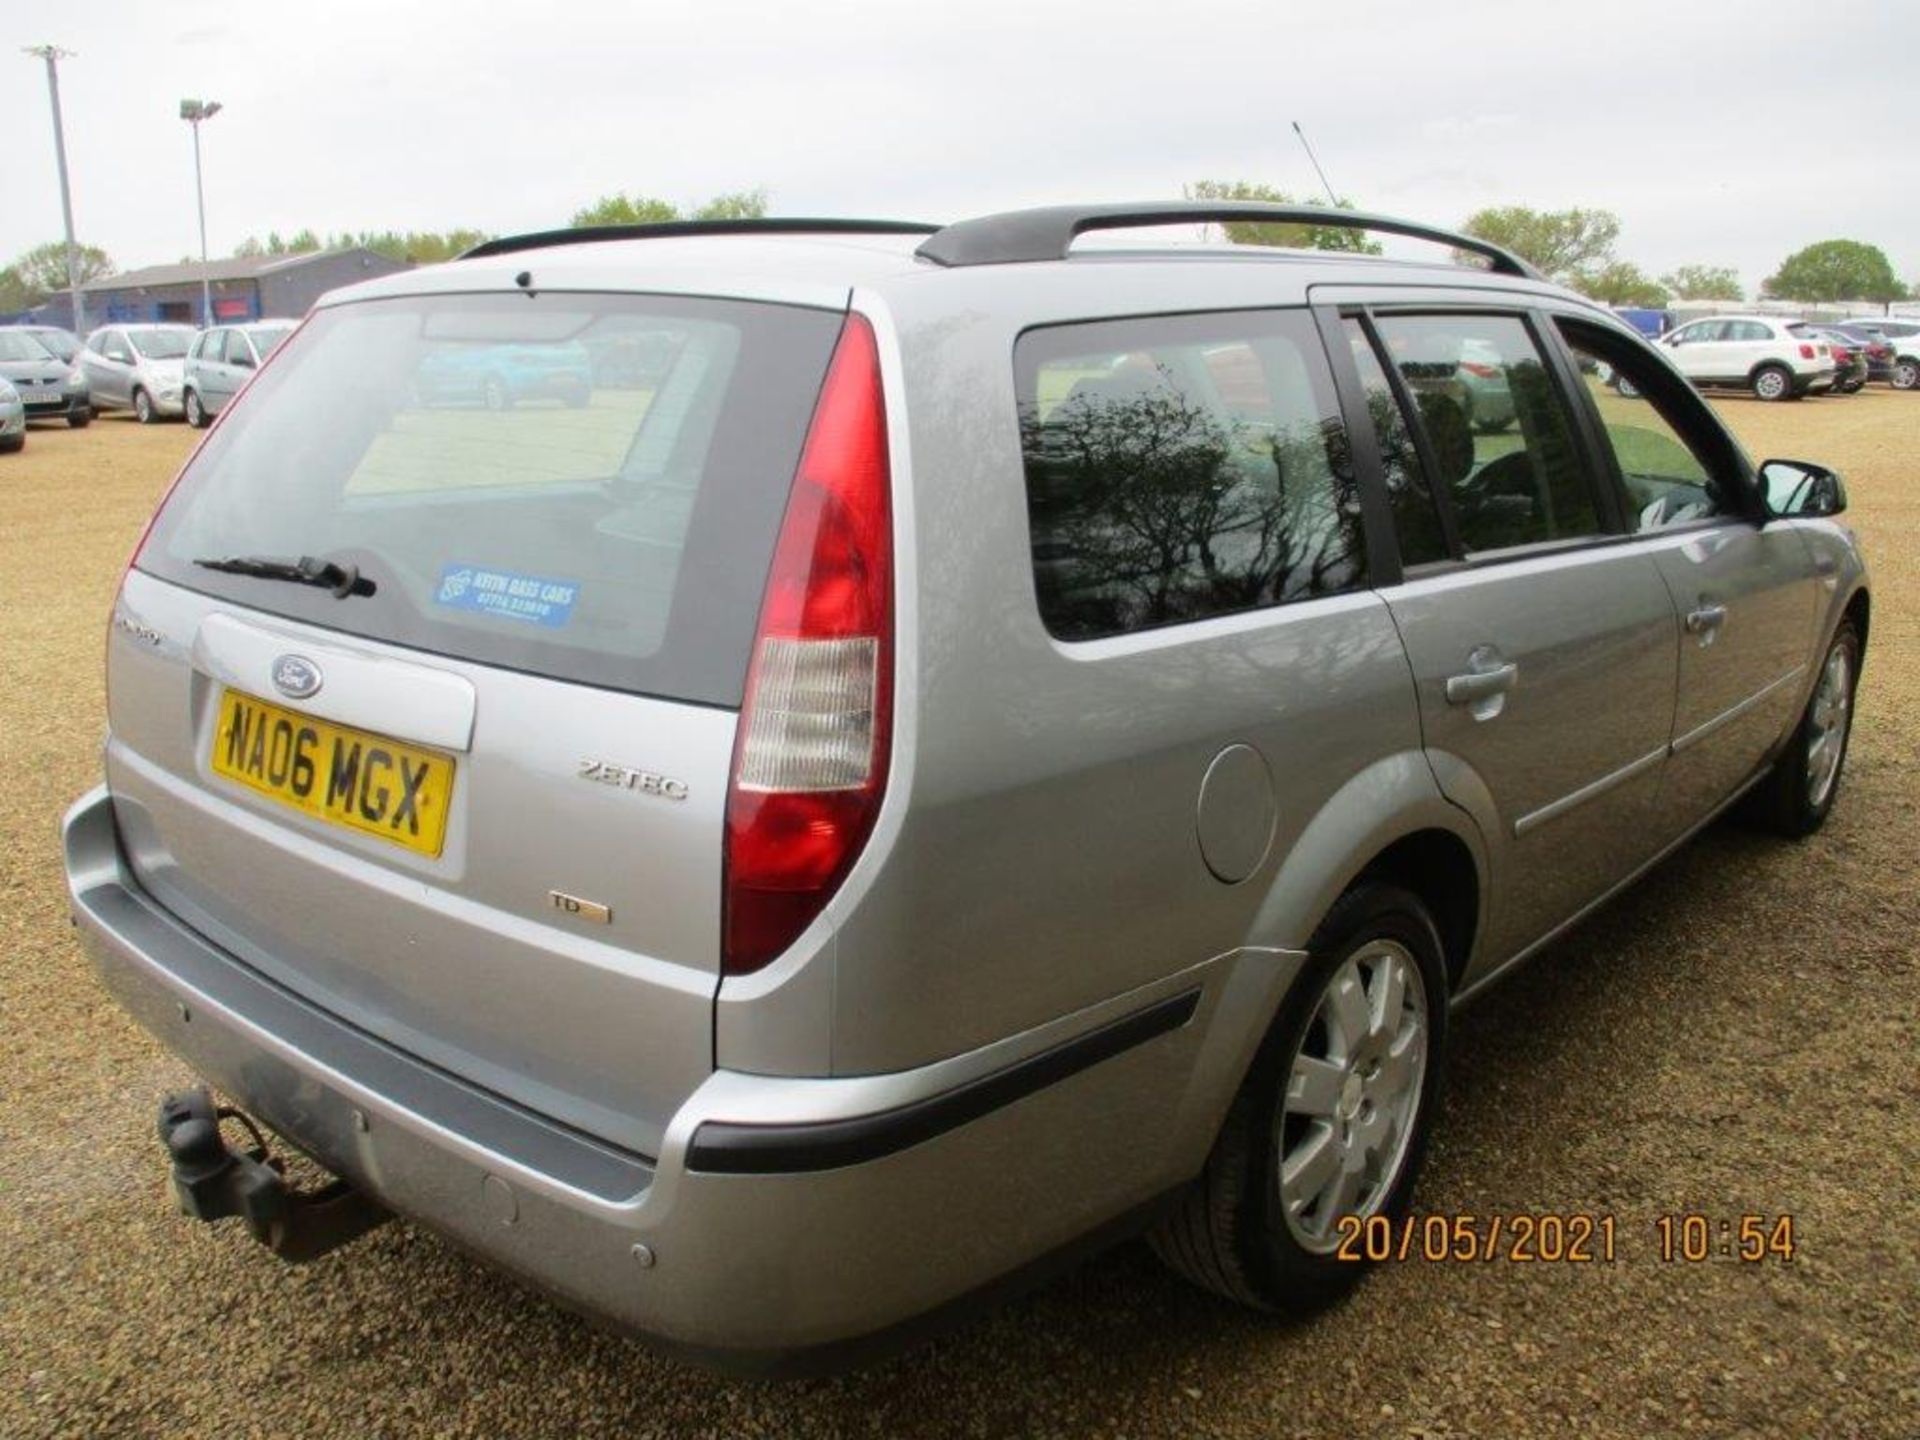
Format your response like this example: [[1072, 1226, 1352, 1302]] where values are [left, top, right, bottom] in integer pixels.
[[1333, 1214, 1799, 1263]]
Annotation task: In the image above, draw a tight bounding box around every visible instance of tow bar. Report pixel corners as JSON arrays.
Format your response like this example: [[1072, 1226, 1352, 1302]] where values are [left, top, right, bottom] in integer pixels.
[[157, 1088, 390, 1262]]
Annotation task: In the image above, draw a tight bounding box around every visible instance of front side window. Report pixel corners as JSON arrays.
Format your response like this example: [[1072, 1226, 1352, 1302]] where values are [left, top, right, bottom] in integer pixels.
[[1371, 313, 1601, 554], [1556, 319, 1745, 531], [1016, 309, 1366, 641]]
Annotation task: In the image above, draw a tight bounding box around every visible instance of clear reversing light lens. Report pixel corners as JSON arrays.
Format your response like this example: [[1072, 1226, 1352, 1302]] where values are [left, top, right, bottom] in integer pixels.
[[735, 636, 878, 792]]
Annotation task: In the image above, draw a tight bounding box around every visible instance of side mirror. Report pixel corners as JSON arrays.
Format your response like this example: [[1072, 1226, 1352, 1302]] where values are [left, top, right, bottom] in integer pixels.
[[1759, 458, 1847, 519]]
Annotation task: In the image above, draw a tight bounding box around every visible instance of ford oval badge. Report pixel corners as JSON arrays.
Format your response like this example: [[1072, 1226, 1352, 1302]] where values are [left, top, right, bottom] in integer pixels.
[[272, 654, 323, 700]]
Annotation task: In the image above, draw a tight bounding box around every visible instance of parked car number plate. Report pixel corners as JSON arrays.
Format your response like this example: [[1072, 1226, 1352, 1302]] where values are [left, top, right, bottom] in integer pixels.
[[210, 688, 454, 857], [19, 387, 58, 403]]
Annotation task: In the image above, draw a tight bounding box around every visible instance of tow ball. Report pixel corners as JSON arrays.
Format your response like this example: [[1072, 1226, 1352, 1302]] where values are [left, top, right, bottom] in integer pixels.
[[156, 1088, 390, 1262]]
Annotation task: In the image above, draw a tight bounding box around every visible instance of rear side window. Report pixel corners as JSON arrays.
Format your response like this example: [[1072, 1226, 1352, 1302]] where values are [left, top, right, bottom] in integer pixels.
[[138, 292, 844, 707], [1015, 309, 1367, 641], [1341, 319, 1448, 568], [1370, 313, 1601, 554]]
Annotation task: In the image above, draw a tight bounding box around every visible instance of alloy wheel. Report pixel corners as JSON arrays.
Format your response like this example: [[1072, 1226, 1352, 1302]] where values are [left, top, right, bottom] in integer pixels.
[[1277, 940, 1428, 1252], [1806, 643, 1852, 810]]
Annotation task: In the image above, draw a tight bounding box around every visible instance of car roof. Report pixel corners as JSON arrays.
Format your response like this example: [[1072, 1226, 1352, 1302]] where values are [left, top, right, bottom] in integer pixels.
[[323, 228, 1586, 317], [316, 204, 1589, 312]]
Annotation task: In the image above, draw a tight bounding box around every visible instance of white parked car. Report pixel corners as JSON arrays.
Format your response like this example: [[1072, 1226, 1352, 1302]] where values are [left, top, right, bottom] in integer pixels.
[[1648, 315, 1835, 401]]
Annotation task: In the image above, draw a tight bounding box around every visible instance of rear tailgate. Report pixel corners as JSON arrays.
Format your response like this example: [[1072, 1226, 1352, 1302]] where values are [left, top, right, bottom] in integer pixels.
[[111, 288, 845, 1156]]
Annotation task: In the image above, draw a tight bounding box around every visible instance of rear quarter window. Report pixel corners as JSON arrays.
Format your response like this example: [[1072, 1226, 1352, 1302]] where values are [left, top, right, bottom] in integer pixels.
[[138, 292, 844, 708], [1014, 308, 1367, 641]]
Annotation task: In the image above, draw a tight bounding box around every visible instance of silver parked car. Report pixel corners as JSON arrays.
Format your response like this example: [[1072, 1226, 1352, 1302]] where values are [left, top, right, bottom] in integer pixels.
[[0, 376, 25, 452], [5, 322, 83, 363], [0, 328, 91, 427], [64, 205, 1869, 1373], [79, 323, 196, 422], [183, 321, 297, 428]]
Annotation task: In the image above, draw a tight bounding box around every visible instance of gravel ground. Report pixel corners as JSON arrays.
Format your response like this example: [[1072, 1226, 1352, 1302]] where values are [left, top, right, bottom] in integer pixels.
[[2, 398, 1916, 1439]]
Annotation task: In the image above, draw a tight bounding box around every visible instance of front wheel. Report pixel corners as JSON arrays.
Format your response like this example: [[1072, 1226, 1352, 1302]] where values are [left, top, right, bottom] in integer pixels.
[[1892, 358, 1920, 391], [1150, 883, 1446, 1313], [67, 409, 91, 429], [1742, 620, 1859, 837], [184, 390, 208, 429], [1752, 365, 1793, 402], [132, 387, 156, 424]]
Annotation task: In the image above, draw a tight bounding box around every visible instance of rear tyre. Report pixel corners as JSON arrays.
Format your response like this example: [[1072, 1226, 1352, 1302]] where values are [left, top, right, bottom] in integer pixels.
[[184, 390, 208, 429], [0, 434, 23, 454], [67, 409, 91, 429], [133, 387, 156, 424], [1150, 883, 1446, 1314], [1752, 365, 1793, 402], [1741, 620, 1859, 838], [1893, 358, 1920, 392]]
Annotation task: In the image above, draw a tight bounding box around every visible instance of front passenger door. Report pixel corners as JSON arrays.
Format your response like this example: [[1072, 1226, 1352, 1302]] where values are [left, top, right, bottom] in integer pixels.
[[1664, 320, 1731, 384], [1554, 318, 1819, 838], [1352, 309, 1680, 970]]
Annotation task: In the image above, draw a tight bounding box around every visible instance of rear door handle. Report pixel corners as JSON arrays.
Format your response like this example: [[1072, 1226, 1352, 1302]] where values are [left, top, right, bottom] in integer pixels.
[[1445, 662, 1519, 706], [1686, 604, 1728, 635]]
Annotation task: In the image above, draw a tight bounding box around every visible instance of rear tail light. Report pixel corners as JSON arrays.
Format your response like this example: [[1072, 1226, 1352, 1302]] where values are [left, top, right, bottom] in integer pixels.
[[1798, 343, 1817, 360], [722, 313, 893, 976]]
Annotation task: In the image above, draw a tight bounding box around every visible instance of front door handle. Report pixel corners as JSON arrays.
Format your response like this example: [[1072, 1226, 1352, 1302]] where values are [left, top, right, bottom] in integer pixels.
[[1445, 663, 1519, 706], [1686, 604, 1728, 636]]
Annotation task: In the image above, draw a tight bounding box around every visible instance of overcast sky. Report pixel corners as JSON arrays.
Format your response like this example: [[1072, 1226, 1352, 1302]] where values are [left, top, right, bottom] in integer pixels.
[[6, 0, 1918, 291]]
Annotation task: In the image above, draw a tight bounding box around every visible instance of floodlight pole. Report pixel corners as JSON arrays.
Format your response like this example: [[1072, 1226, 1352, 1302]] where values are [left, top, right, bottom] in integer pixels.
[[24, 45, 85, 334], [180, 99, 223, 324]]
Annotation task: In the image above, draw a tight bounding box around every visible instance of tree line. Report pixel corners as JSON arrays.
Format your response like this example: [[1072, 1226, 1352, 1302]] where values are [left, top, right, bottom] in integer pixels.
[[3, 186, 1912, 312]]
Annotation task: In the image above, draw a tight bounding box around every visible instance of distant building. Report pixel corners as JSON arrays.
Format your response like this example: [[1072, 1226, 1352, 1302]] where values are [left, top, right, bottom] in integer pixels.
[[44, 248, 410, 328]]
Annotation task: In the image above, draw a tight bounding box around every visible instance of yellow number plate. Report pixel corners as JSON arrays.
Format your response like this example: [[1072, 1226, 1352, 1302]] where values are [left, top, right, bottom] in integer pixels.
[[210, 688, 455, 857]]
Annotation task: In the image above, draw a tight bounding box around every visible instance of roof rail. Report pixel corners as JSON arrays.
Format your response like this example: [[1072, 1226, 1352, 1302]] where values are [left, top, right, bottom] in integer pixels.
[[913, 203, 1543, 279], [460, 218, 941, 262]]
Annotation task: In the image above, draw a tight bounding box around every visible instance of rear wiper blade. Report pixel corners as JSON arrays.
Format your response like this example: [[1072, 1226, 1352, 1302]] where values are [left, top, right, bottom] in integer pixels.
[[193, 554, 376, 599]]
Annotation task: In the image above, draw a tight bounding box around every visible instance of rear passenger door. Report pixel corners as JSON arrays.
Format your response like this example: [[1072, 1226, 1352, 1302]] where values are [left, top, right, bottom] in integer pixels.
[[1329, 303, 1680, 973], [1552, 317, 1819, 838]]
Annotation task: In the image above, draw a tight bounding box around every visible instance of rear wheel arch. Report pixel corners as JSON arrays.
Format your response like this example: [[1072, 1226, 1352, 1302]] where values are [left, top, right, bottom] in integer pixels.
[[1248, 751, 1487, 993]]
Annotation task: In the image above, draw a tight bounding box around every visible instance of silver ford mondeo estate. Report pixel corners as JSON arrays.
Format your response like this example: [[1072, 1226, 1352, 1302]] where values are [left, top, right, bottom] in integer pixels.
[[64, 204, 1868, 1372]]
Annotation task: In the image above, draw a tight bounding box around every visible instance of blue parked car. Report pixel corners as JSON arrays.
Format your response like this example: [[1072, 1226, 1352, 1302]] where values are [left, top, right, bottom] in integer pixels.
[[415, 340, 593, 410]]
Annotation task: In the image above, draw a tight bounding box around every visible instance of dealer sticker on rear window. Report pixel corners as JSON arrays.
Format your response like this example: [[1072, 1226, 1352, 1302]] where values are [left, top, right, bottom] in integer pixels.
[[435, 563, 579, 628]]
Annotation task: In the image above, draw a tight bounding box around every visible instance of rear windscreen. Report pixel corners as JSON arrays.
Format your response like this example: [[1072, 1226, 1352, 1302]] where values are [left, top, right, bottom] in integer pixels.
[[139, 292, 844, 707]]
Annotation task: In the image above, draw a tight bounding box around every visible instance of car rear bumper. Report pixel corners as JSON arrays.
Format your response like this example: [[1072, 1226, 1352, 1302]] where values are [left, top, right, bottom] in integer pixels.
[[63, 784, 1297, 1372]]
